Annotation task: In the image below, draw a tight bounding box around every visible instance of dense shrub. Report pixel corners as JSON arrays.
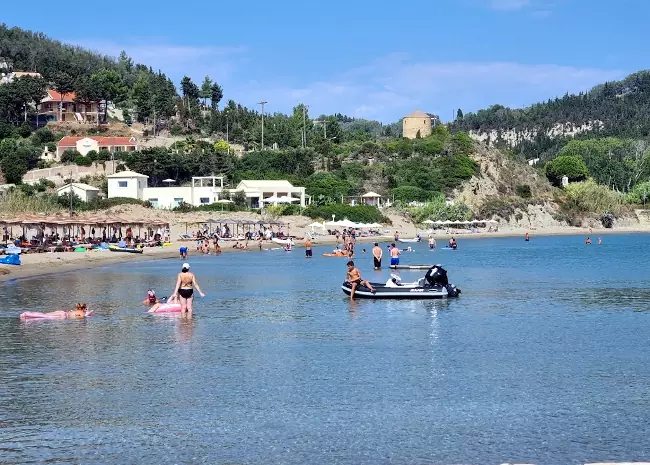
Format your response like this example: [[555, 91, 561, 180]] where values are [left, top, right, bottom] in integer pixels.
[[390, 185, 430, 202], [74, 155, 93, 166], [61, 149, 81, 163], [172, 201, 247, 213], [408, 194, 472, 223], [545, 155, 589, 186], [562, 179, 625, 215], [516, 184, 532, 198], [303, 204, 390, 224]]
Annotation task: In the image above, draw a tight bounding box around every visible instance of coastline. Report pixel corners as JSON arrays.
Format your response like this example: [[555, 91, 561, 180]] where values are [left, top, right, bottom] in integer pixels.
[[2, 225, 649, 282]]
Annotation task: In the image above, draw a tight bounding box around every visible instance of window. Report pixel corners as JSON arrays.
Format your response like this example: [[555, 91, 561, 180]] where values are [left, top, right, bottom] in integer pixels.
[[173, 198, 184, 207], [200, 197, 210, 204], [148, 198, 159, 208], [118, 181, 128, 188]]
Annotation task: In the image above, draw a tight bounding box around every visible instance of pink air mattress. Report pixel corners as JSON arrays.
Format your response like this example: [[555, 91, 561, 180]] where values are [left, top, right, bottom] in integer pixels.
[[20, 310, 94, 320], [148, 303, 182, 313]]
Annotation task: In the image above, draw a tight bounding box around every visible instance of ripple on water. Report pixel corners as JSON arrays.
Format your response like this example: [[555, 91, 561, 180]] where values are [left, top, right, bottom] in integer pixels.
[[1, 234, 650, 464]]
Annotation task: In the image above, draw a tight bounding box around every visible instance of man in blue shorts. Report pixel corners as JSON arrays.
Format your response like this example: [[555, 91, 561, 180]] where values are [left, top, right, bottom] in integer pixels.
[[179, 246, 188, 259], [390, 243, 400, 266]]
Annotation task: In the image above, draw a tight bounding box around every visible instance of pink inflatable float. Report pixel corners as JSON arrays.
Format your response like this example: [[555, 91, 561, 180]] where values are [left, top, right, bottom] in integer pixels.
[[20, 310, 94, 320], [148, 303, 182, 313]]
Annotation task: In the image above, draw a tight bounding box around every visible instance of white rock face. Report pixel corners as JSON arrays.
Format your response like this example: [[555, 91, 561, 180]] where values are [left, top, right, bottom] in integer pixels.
[[469, 121, 605, 147]]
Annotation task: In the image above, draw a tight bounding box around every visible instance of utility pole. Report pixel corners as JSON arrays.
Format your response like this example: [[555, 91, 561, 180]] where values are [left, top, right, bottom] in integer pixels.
[[258, 101, 267, 149], [69, 169, 73, 218]]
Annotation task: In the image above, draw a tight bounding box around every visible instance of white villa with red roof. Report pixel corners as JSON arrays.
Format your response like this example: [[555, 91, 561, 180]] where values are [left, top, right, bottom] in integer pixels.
[[55, 136, 138, 160]]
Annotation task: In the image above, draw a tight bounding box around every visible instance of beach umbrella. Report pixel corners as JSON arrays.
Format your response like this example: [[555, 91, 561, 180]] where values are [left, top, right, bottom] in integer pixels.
[[262, 195, 282, 203], [277, 195, 299, 203], [162, 179, 176, 185], [422, 220, 435, 225]]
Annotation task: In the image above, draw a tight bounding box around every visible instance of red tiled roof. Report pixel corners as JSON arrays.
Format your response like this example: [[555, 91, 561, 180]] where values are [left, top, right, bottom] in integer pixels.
[[57, 136, 138, 147], [46, 89, 77, 102]]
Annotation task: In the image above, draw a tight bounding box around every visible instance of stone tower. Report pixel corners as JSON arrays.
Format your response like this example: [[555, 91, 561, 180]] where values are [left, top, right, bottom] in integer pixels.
[[402, 110, 432, 139]]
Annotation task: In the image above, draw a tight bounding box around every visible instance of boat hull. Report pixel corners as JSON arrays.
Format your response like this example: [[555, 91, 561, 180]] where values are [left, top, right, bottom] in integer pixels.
[[389, 264, 435, 270], [397, 238, 420, 243], [109, 246, 143, 254], [341, 282, 459, 299]]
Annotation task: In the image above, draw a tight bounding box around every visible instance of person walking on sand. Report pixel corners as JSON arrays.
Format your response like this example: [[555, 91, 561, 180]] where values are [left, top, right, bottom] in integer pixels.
[[346, 260, 375, 299], [172, 263, 205, 314], [372, 242, 383, 270], [305, 238, 313, 258]]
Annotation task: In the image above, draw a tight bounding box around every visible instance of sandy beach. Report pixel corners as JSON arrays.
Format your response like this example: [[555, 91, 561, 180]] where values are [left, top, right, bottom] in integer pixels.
[[2, 204, 649, 282]]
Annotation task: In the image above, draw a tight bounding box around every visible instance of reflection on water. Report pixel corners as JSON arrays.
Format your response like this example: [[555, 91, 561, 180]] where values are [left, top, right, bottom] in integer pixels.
[[1, 234, 650, 464]]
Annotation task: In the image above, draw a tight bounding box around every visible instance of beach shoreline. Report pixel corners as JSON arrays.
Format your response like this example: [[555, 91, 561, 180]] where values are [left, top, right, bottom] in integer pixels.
[[2, 225, 649, 282]]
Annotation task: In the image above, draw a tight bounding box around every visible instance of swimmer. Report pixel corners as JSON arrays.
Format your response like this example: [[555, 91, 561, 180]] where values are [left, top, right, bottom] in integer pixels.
[[172, 263, 205, 314], [148, 295, 178, 313], [448, 237, 457, 249], [585, 236, 592, 245], [142, 289, 159, 305], [598, 236, 602, 245], [305, 238, 312, 258], [525, 232, 530, 242], [428, 235, 436, 250], [390, 243, 400, 266], [25, 303, 90, 320]]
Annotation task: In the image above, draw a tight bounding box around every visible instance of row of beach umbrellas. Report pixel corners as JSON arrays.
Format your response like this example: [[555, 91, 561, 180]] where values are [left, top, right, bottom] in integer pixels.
[[0, 214, 169, 227]]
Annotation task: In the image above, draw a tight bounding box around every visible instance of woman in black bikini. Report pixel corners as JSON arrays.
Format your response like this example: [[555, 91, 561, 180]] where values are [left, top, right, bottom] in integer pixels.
[[172, 263, 205, 314]]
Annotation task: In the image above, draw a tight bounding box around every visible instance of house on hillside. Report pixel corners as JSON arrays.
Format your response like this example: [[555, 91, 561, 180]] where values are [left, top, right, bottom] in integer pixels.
[[0, 71, 42, 85], [55, 136, 138, 161], [402, 110, 441, 139], [38, 90, 101, 123], [56, 183, 100, 202]]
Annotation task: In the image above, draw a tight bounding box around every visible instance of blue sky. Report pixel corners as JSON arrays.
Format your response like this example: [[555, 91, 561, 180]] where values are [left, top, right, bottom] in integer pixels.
[[2, 0, 646, 122]]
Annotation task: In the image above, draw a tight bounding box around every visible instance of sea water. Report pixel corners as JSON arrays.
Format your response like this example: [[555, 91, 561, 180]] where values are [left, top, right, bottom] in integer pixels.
[[1, 234, 650, 464]]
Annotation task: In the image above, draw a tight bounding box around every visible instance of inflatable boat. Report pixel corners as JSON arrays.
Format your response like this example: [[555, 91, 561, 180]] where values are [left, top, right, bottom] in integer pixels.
[[389, 264, 433, 270], [341, 265, 461, 299], [272, 238, 294, 246], [20, 310, 94, 320], [109, 245, 143, 254], [397, 238, 421, 243], [148, 302, 182, 313]]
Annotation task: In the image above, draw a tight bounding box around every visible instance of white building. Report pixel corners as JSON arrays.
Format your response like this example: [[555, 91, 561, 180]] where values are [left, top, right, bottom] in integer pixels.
[[55, 136, 138, 161], [361, 191, 382, 206], [235, 180, 306, 208], [56, 183, 100, 202], [143, 176, 225, 209], [107, 171, 148, 200], [106, 171, 307, 209]]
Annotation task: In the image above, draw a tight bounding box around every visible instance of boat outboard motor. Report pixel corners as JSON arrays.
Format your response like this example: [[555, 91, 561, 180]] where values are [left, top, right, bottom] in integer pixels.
[[425, 265, 449, 287]]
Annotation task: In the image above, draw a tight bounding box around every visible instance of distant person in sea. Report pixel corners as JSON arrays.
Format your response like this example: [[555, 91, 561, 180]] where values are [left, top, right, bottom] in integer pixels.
[[585, 236, 592, 245], [428, 235, 436, 250], [448, 237, 457, 249], [390, 243, 400, 266], [525, 232, 530, 242], [345, 260, 375, 299], [179, 246, 188, 259], [598, 236, 602, 245], [394, 231, 400, 242], [304, 238, 312, 258], [372, 243, 383, 269], [172, 263, 205, 314]]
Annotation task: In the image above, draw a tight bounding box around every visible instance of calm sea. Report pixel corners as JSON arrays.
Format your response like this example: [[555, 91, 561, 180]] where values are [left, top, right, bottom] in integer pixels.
[[1, 234, 650, 465]]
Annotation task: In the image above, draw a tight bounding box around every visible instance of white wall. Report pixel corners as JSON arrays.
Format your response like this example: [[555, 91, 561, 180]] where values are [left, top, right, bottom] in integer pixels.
[[143, 186, 191, 209], [108, 177, 143, 200], [57, 185, 99, 202]]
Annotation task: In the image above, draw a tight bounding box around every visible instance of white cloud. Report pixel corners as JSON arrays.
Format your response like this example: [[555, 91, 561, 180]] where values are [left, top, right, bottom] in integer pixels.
[[229, 55, 624, 122], [66, 38, 625, 123]]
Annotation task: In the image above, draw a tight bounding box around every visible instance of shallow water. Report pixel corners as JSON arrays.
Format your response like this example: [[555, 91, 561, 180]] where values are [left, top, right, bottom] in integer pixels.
[[2, 234, 650, 464]]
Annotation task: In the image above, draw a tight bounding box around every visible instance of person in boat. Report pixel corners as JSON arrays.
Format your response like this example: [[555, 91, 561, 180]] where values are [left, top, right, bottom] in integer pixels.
[[346, 260, 375, 299], [585, 236, 592, 245], [390, 243, 400, 266], [304, 238, 312, 258], [525, 232, 530, 242], [448, 237, 457, 249], [372, 242, 382, 270], [172, 263, 205, 314], [428, 235, 436, 250]]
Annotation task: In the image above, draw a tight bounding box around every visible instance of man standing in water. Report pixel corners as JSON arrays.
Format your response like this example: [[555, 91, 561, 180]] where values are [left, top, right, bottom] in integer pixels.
[[390, 243, 400, 266], [372, 242, 383, 270], [346, 260, 375, 299], [304, 238, 313, 258]]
